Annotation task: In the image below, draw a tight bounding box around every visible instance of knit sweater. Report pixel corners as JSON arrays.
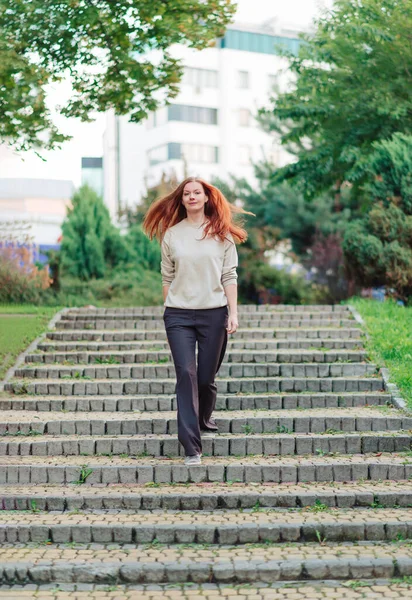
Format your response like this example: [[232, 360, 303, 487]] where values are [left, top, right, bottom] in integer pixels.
[[160, 218, 238, 309]]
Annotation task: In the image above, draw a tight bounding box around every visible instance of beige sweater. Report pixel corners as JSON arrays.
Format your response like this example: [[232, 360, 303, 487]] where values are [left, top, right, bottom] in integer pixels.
[[161, 218, 238, 309]]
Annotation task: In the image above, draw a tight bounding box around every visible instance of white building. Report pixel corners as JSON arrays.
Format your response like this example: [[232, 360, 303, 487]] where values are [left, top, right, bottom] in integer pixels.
[[103, 20, 305, 217], [0, 178, 74, 248]]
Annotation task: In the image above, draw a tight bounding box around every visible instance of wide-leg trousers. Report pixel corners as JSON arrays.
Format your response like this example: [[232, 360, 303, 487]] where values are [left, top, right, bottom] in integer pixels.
[[163, 305, 229, 457]]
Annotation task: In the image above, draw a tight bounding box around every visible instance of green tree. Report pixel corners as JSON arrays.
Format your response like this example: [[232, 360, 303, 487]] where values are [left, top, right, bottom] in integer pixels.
[[0, 0, 235, 150], [259, 0, 412, 199], [61, 184, 130, 280], [343, 133, 412, 302]]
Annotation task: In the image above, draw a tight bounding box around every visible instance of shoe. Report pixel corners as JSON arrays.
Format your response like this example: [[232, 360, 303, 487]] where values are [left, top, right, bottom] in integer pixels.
[[184, 454, 202, 466]]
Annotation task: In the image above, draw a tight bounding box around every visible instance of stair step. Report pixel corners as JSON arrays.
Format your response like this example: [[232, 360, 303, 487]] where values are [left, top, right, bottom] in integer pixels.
[[64, 305, 351, 317], [2, 481, 412, 511], [0, 392, 391, 412], [0, 454, 411, 484], [55, 318, 357, 330], [0, 542, 409, 586], [5, 376, 384, 396], [0, 432, 410, 457], [37, 338, 365, 352], [14, 362, 377, 380], [25, 349, 368, 364], [0, 507, 411, 545], [68, 304, 350, 313], [46, 327, 363, 341], [0, 408, 406, 435]]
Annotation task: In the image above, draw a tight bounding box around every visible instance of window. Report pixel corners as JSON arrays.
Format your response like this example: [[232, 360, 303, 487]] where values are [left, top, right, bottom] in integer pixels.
[[148, 145, 168, 166], [217, 30, 302, 56], [238, 109, 251, 127], [145, 108, 167, 129], [238, 70, 249, 89], [268, 74, 279, 92], [184, 67, 218, 89], [181, 144, 219, 163], [147, 143, 219, 166], [238, 145, 252, 165], [168, 104, 218, 125]]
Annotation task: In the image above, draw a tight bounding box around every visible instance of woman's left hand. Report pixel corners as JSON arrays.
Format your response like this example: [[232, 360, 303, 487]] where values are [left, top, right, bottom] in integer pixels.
[[227, 314, 239, 334]]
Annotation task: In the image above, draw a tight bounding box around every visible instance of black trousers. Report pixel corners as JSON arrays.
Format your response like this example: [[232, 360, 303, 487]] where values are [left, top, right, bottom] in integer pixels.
[[163, 305, 228, 456]]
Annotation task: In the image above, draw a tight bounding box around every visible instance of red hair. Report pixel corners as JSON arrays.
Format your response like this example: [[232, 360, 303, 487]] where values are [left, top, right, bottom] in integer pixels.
[[142, 177, 254, 243]]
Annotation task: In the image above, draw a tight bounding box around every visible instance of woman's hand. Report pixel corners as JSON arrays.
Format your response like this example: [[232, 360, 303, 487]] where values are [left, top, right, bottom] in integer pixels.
[[227, 314, 239, 334]]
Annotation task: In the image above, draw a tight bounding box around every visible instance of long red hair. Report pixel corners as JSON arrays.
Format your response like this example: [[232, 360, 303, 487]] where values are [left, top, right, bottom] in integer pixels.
[[142, 177, 254, 243]]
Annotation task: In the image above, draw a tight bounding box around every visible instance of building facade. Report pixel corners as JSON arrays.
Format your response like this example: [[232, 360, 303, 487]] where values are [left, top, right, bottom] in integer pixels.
[[103, 20, 305, 217]]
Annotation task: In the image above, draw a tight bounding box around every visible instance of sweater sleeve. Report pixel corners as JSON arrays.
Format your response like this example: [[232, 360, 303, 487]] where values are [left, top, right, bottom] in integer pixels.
[[161, 229, 175, 286], [221, 234, 238, 288]]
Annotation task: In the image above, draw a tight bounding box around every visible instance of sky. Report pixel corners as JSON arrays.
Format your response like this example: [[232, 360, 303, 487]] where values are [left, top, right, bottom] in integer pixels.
[[0, 0, 332, 186]]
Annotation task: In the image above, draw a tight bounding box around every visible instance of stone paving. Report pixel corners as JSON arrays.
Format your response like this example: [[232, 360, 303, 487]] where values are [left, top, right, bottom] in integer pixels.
[[0, 304, 411, 595], [1, 582, 412, 599]]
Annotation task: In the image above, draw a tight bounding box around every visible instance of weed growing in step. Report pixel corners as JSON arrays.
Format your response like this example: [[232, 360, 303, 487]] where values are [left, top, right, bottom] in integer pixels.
[[73, 465, 93, 484], [305, 500, 329, 513], [315, 529, 327, 545], [242, 424, 255, 435], [343, 580, 372, 589], [95, 356, 120, 364]]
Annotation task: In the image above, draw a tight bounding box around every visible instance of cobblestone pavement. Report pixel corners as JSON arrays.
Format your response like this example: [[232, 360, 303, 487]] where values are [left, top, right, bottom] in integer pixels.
[[1, 305, 411, 594], [1, 582, 412, 599]]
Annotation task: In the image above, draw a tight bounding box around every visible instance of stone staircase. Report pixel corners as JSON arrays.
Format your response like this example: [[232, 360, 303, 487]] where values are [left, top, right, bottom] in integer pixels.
[[0, 304, 412, 598]]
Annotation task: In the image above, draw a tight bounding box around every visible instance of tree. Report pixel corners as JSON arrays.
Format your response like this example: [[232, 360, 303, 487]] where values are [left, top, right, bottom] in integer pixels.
[[0, 0, 235, 150], [259, 0, 412, 199], [343, 133, 412, 302], [61, 184, 130, 280]]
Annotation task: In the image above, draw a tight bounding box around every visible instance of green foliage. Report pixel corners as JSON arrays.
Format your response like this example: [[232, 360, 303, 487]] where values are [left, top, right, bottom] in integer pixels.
[[0, 244, 51, 304], [60, 185, 130, 281], [259, 0, 412, 198], [0, 306, 61, 378], [56, 268, 163, 307], [0, 0, 235, 150], [126, 224, 161, 272], [213, 174, 342, 303], [343, 134, 412, 300], [349, 298, 412, 407]]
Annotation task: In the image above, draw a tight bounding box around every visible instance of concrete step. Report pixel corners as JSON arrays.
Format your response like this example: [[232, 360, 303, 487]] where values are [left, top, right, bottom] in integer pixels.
[[0, 454, 411, 484], [25, 349, 368, 365], [60, 312, 353, 323], [65, 305, 352, 316], [46, 327, 363, 341], [1, 481, 412, 511], [55, 318, 357, 330], [0, 432, 409, 457], [37, 337, 365, 352], [0, 542, 410, 586], [68, 304, 350, 312], [0, 408, 406, 435], [0, 507, 411, 545], [0, 391, 391, 412], [14, 362, 377, 380], [5, 376, 384, 396]]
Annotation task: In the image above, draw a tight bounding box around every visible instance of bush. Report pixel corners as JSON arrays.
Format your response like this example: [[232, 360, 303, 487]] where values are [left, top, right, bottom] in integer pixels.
[[0, 245, 51, 303], [53, 267, 163, 307], [238, 262, 324, 305]]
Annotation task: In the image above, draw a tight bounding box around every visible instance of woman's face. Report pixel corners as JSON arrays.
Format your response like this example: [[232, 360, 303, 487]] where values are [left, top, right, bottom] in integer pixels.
[[182, 181, 208, 215]]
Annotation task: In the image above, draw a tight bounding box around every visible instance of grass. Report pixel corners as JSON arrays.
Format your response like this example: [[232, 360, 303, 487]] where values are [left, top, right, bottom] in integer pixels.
[[349, 298, 412, 408], [0, 304, 62, 380]]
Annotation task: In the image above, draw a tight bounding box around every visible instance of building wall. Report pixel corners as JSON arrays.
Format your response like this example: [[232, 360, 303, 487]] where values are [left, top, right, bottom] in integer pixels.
[[103, 22, 303, 213], [0, 179, 74, 245]]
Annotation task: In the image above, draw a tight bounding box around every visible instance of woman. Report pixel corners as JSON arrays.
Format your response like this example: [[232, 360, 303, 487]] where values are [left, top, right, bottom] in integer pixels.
[[143, 177, 251, 465]]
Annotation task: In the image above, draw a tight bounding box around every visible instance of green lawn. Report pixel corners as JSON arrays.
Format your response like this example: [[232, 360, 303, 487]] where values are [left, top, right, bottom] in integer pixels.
[[0, 305, 62, 380], [349, 298, 412, 408]]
